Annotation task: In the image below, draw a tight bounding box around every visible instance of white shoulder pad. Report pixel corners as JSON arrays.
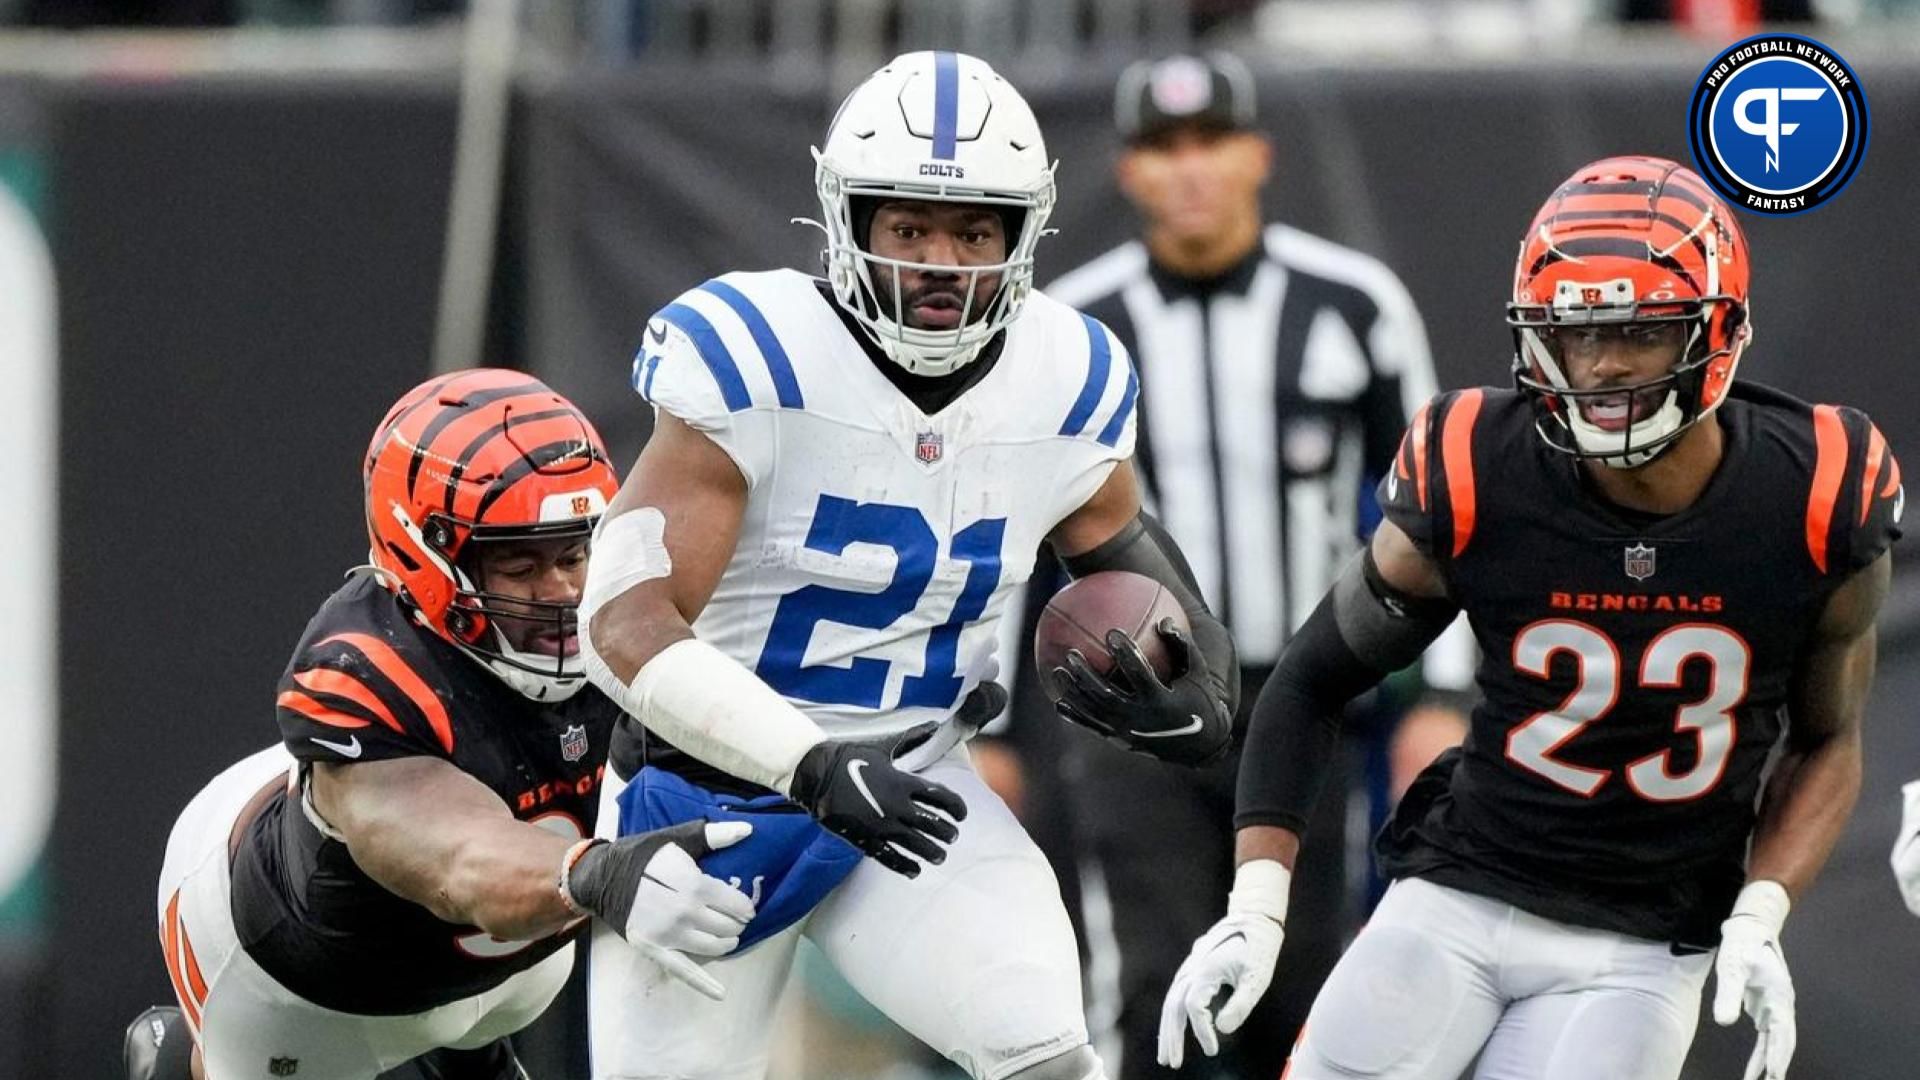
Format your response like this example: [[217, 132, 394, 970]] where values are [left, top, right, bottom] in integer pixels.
[[631, 271, 812, 485], [1036, 292, 1137, 459]]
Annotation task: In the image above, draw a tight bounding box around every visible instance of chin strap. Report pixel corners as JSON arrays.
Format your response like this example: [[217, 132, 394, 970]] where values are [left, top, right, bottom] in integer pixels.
[[455, 629, 587, 703]]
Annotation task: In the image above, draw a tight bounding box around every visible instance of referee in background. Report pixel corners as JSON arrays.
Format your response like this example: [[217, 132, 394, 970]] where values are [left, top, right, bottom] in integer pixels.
[[1017, 53, 1471, 1080]]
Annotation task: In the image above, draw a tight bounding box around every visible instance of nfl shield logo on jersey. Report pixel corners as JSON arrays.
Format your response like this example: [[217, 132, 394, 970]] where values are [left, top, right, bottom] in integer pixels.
[[915, 431, 943, 464], [1624, 542, 1656, 581], [560, 724, 590, 763]]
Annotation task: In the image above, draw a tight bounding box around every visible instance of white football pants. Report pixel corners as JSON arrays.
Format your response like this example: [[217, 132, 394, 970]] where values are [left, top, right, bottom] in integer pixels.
[[588, 745, 1090, 1080], [1284, 876, 1712, 1080], [157, 744, 573, 1079]]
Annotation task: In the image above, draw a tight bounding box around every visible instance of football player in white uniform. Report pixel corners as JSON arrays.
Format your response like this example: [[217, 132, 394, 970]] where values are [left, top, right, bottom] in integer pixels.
[[580, 51, 1241, 1080]]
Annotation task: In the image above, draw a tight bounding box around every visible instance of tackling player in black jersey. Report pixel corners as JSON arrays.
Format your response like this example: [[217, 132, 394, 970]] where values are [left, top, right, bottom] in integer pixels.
[[1158, 158, 1899, 1080], [127, 371, 756, 1080]]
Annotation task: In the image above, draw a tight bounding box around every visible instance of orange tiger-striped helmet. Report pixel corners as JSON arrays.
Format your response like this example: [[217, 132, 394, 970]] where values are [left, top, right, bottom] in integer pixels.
[[364, 368, 618, 701], [1508, 156, 1752, 468]]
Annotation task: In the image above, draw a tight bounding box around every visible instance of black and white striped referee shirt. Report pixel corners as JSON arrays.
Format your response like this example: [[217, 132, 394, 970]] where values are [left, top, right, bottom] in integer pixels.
[[1045, 223, 1466, 678]]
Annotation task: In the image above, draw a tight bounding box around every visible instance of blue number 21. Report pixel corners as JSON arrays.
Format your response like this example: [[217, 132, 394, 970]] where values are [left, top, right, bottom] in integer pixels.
[[755, 494, 1006, 710]]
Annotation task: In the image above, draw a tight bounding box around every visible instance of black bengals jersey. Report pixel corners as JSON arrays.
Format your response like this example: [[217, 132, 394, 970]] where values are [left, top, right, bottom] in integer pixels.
[[227, 573, 619, 1015], [1375, 382, 1901, 948]]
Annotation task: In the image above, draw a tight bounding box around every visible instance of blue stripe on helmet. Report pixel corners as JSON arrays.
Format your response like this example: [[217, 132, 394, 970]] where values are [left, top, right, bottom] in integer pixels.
[[932, 51, 959, 160]]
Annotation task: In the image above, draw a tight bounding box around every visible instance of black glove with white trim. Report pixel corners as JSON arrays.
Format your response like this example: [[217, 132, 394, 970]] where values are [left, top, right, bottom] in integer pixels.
[[1054, 619, 1233, 767], [788, 682, 1004, 877]]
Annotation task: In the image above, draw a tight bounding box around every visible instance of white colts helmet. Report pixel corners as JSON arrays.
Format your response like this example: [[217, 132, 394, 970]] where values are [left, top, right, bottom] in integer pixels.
[[813, 51, 1057, 377]]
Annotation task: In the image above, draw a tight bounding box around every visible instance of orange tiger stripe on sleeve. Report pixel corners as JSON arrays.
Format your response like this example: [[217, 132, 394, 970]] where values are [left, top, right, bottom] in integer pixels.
[[1861, 424, 1888, 526], [320, 632, 455, 753], [275, 689, 372, 730], [1441, 390, 1485, 557], [1806, 405, 1848, 574], [292, 667, 407, 736]]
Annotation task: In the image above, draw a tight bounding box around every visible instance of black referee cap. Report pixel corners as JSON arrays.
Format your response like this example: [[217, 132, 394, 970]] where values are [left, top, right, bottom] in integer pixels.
[[1114, 53, 1257, 144]]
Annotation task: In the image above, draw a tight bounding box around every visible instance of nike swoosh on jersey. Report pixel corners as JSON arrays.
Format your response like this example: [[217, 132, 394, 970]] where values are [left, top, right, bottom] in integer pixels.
[[647, 319, 669, 345], [310, 734, 363, 758], [847, 758, 886, 816], [1130, 715, 1205, 739]]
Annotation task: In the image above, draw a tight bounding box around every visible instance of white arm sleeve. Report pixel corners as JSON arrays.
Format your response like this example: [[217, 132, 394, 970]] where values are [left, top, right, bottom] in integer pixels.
[[576, 489, 821, 792], [582, 635, 825, 795]]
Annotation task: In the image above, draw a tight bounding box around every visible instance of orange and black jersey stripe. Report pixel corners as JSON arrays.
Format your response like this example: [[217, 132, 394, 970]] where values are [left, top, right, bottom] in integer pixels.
[[1374, 382, 1899, 948], [232, 572, 620, 1015]]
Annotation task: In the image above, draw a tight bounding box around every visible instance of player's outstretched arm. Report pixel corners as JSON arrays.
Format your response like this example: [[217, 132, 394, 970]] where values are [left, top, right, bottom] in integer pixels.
[[580, 413, 972, 877], [1712, 550, 1889, 1080], [313, 756, 756, 998], [312, 757, 739, 941], [312, 756, 585, 939], [1046, 460, 1239, 765], [1158, 519, 1454, 1068]]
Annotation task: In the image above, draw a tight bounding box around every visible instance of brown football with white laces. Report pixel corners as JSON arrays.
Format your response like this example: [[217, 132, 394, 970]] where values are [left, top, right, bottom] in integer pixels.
[[1034, 571, 1189, 701]]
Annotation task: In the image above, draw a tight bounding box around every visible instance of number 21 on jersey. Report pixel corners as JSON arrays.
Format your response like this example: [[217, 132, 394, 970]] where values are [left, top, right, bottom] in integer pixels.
[[1507, 620, 1750, 802], [756, 494, 1005, 711]]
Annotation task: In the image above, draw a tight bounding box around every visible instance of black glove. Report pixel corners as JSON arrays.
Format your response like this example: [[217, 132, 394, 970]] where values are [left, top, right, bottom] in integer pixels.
[[789, 718, 973, 879], [1053, 618, 1233, 767], [563, 819, 756, 995]]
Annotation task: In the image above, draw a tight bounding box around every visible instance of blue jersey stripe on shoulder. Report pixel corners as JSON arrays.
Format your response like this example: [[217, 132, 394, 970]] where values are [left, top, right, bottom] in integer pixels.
[[698, 280, 805, 409], [1096, 364, 1139, 447], [932, 52, 959, 160], [1059, 313, 1113, 437], [656, 302, 752, 412]]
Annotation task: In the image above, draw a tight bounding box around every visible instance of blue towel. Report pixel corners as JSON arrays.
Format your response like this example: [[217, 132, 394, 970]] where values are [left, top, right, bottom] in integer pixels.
[[614, 766, 862, 952]]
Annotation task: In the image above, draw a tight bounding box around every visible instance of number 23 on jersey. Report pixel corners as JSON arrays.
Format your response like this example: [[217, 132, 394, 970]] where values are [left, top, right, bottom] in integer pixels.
[[1506, 619, 1750, 803]]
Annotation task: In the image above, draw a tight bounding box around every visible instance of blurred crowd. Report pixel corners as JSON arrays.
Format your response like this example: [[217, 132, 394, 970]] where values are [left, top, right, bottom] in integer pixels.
[[13, 0, 1920, 37]]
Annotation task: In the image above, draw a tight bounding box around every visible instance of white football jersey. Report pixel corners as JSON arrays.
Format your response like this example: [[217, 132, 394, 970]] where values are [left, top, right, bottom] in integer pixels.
[[634, 270, 1136, 739]]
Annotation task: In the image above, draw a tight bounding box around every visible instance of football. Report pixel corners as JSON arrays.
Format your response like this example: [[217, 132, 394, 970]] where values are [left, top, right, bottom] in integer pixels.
[[1034, 571, 1190, 701]]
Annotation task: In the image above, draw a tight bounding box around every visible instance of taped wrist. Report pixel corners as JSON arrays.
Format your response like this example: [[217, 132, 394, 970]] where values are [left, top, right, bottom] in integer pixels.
[[1060, 511, 1240, 712], [1227, 859, 1292, 926], [581, 636, 825, 794], [1728, 879, 1791, 935]]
